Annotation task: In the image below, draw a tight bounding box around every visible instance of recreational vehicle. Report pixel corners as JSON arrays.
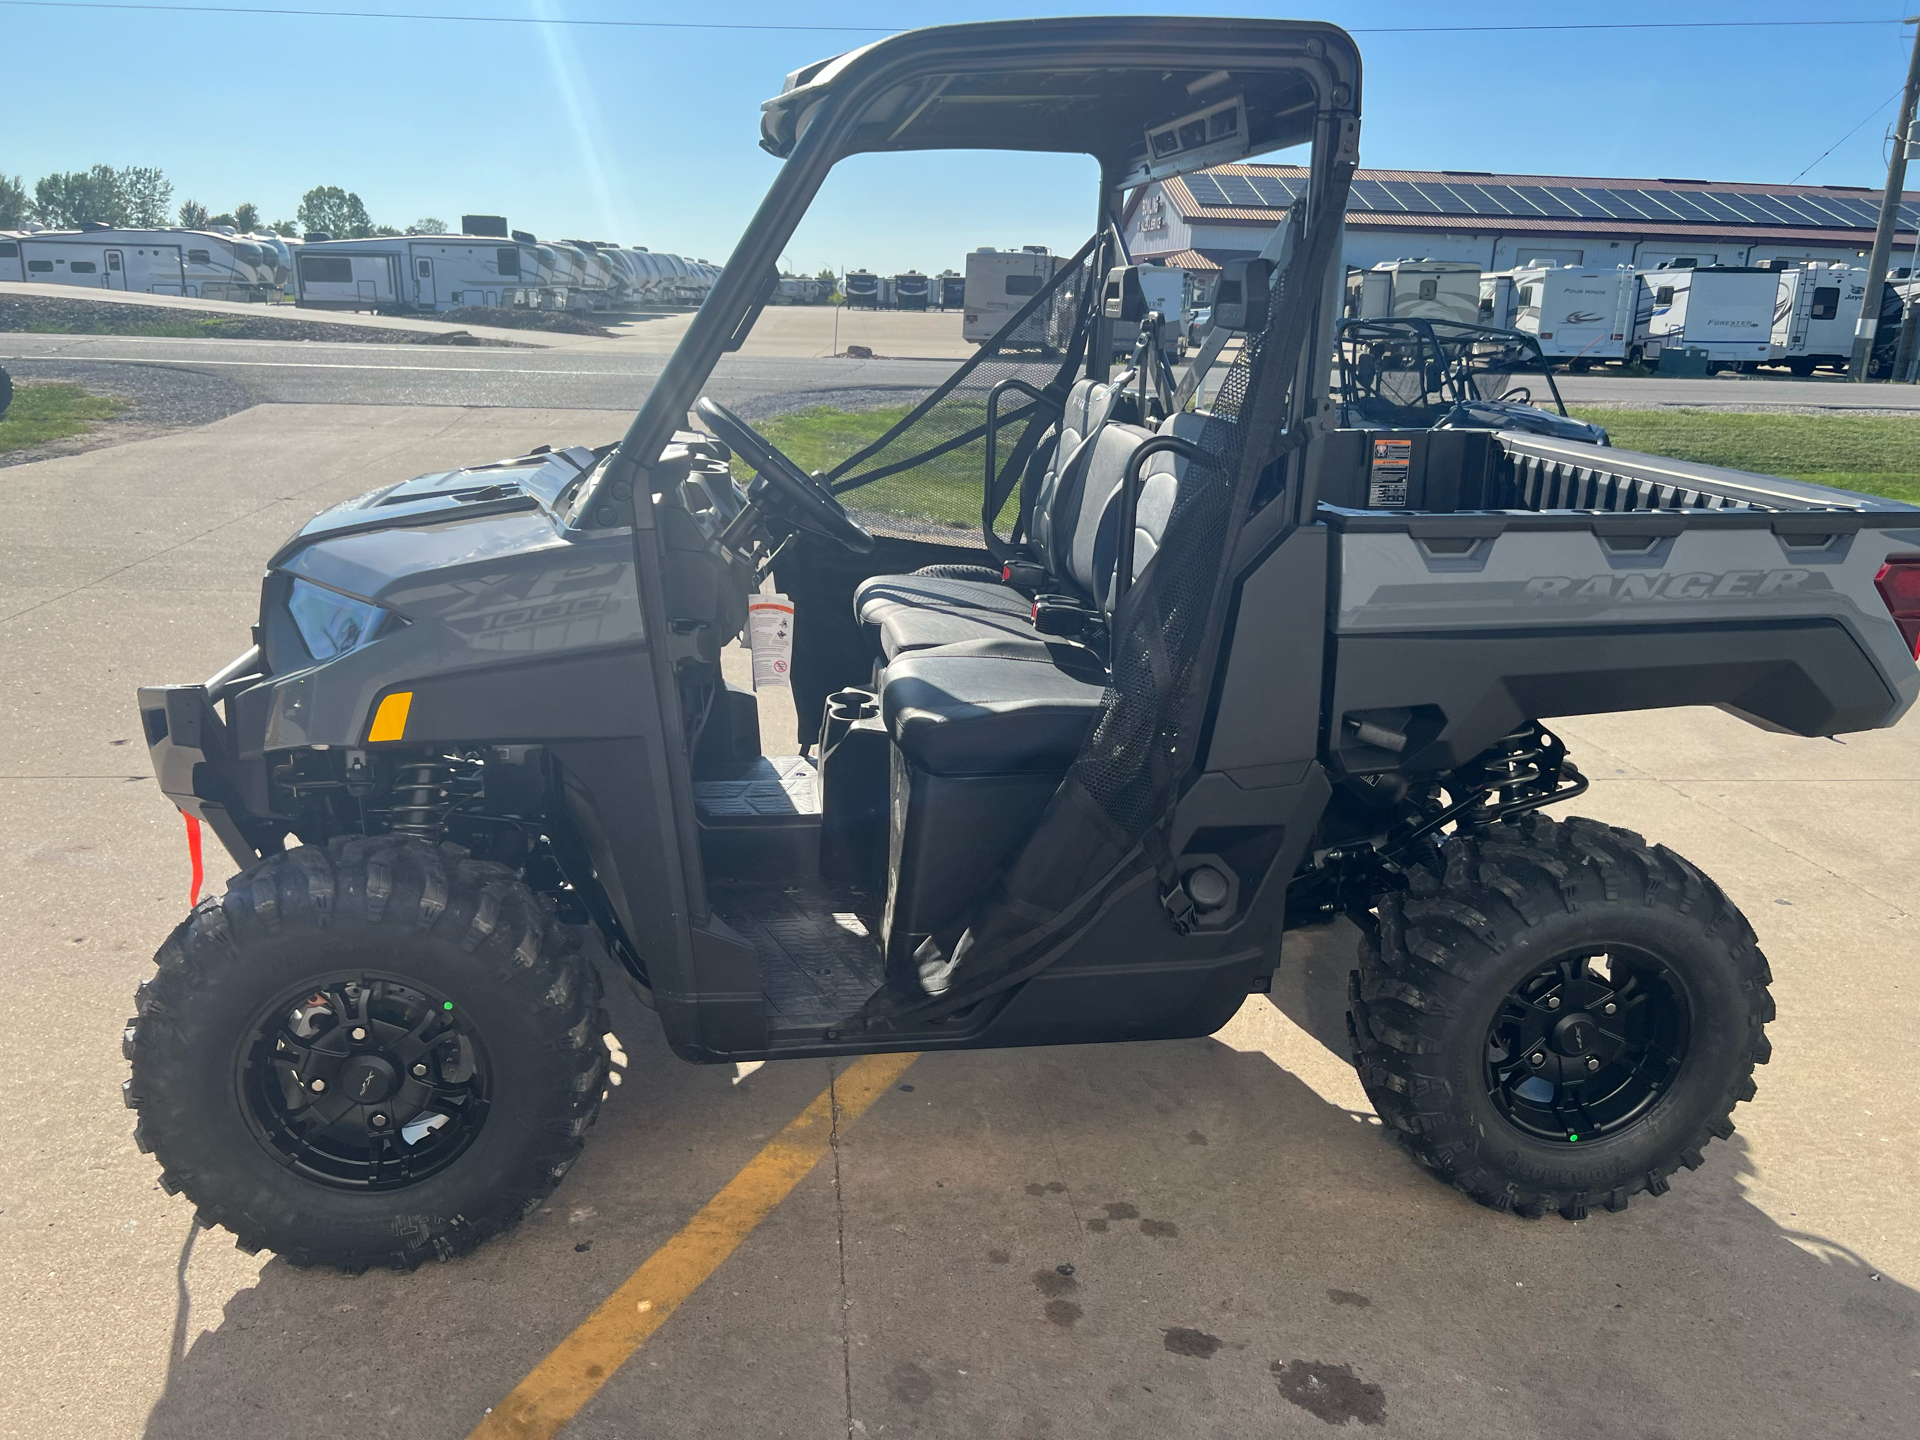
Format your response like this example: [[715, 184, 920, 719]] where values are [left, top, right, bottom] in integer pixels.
[[1347, 259, 1483, 327], [295, 235, 529, 313], [845, 269, 881, 307], [934, 270, 965, 308], [0, 226, 269, 300], [1478, 273, 1516, 330], [1503, 264, 1635, 368], [1769, 262, 1868, 375], [962, 245, 1066, 346], [1632, 264, 1775, 369], [893, 271, 930, 309]]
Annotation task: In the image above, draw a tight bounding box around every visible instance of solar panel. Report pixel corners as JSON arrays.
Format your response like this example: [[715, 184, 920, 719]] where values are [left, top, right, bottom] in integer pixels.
[[1248, 175, 1299, 206], [1221, 174, 1267, 205], [1679, 191, 1753, 225], [1623, 190, 1693, 222], [1569, 187, 1641, 220], [1436, 182, 1508, 215], [1708, 192, 1777, 225], [1349, 178, 1398, 212], [1541, 187, 1612, 220], [1650, 191, 1714, 222], [1184, 174, 1230, 206], [1478, 184, 1547, 215], [1788, 193, 1861, 227], [1379, 181, 1441, 212], [1511, 186, 1577, 218]]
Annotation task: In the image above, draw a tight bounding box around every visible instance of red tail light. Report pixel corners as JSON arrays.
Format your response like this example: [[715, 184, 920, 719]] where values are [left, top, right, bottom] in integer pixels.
[[1003, 564, 1013, 582], [1875, 556, 1920, 660]]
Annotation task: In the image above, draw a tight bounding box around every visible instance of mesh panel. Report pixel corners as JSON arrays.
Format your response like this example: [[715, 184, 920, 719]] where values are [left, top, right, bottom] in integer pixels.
[[825, 241, 1099, 547], [1069, 275, 1278, 838]]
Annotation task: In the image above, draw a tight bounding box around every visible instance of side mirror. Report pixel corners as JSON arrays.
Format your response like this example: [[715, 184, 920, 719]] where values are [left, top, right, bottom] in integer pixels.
[[1214, 258, 1271, 332]]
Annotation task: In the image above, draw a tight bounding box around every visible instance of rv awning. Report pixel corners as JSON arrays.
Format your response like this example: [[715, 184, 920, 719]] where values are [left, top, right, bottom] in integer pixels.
[[759, 17, 1360, 186]]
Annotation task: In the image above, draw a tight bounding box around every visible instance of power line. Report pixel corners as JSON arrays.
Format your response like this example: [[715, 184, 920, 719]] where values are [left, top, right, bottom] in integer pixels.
[[0, 1, 1908, 37], [1791, 87, 1905, 184]]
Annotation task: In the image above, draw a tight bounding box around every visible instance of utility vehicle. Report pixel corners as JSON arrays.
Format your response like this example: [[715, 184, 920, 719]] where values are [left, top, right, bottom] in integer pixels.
[[126, 16, 1920, 1271]]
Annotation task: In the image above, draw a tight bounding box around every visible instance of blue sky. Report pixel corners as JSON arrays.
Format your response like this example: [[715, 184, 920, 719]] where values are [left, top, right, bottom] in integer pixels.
[[2, 2, 1916, 274]]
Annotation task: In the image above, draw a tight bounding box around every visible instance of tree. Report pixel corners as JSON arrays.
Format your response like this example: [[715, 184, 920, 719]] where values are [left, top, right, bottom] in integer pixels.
[[119, 166, 172, 226], [405, 217, 448, 235], [177, 198, 209, 228], [296, 185, 374, 239], [369, 225, 402, 237], [267, 219, 297, 237], [207, 213, 236, 229], [0, 174, 27, 229], [34, 166, 127, 227], [233, 202, 259, 233]]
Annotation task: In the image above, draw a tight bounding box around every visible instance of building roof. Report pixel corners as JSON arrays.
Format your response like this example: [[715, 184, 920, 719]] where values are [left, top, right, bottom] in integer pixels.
[[1139, 163, 1918, 245]]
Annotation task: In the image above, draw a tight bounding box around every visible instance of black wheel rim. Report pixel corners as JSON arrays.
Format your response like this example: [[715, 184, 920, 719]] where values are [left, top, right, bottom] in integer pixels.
[[1483, 947, 1690, 1143], [237, 972, 491, 1191]]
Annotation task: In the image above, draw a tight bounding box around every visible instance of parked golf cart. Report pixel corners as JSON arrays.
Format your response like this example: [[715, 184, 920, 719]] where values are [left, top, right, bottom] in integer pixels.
[[125, 17, 1920, 1270]]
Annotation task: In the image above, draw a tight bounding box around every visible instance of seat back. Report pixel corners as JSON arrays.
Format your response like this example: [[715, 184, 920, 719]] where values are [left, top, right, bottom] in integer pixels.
[[1129, 410, 1209, 584], [1030, 377, 1118, 575]]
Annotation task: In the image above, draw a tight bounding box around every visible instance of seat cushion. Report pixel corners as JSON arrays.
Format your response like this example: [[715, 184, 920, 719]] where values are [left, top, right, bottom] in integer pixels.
[[881, 639, 1110, 777], [878, 603, 1041, 660], [853, 570, 1030, 628]]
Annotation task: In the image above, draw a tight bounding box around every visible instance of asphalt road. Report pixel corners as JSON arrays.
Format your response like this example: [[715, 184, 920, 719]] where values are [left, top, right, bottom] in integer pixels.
[[1, 404, 1914, 1440], [12, 322, 1920, 415]]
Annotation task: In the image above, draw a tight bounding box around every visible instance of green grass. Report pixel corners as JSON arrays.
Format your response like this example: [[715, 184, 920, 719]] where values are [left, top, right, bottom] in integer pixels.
[[1570, 407, 1920, 506], [24, 316, 250, 339], [741, 402, 1022, 531], [0, 382, 129, 455]]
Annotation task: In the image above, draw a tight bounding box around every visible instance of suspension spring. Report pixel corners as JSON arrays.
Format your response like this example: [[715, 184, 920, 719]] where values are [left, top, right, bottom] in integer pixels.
[[389, 760, 455, 840]]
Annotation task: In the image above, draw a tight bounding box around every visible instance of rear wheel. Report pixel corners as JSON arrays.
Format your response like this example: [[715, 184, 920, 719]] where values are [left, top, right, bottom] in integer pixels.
[[125, 836, 608, 1269], [1348, 814, 1772, 1219]]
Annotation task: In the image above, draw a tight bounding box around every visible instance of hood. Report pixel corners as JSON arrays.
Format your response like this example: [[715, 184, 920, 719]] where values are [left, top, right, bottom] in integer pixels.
[[269, 446, 598, 568], [1442, 401, 1609, 446]]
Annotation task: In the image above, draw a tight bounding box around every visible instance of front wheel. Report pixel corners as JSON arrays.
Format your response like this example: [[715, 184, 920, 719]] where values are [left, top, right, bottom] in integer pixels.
[[124, 836, 609, 1269], [1348, 814, 1772, 1220]]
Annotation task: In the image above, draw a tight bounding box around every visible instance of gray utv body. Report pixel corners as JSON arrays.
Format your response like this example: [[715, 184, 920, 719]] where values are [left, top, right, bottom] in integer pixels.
[[128, 17, 1920, 1262]]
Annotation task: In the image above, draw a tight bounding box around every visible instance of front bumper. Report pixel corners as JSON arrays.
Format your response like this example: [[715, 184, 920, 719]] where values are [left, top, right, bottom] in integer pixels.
[[137, 684, 267, 868]]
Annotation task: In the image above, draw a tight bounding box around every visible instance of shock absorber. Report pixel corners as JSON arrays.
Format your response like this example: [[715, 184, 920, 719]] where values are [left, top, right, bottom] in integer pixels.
[[389, 759, 455, 840]]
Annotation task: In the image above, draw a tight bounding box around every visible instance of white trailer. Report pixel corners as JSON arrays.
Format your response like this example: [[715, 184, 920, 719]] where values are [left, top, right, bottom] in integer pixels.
[[1505, 264, 1636, 367], [0, 226, 272, 299], [294, 235, 528, 313], [1347, 259, 1482, 326], [1478, 273, 1516, 330], [1769, 262, 1868, 375], [962, 246, 1065, 346], [1632, 265, 1775, 368]]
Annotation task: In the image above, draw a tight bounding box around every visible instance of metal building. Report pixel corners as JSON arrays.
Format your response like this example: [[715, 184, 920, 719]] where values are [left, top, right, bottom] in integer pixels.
[[1125, 163, 1920, 278]]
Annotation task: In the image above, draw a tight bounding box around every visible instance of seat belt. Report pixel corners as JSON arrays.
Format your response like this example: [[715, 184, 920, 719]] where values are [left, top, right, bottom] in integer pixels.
[[1171, 202, 1303, 414]]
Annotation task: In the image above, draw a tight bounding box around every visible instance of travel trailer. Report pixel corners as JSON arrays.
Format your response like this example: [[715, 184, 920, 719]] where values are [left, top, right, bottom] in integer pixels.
[[1770, 262, 1869, 375], [962, 245, 1068, 346], [295, 235, 530, 313], [934, 270, 965, 308], [1632, 264, 1775, 368], [1502, 264, 1635, 367], [845, 269, 881, 307], [1347, 259, 1482, 326], [0, 226, 271, 300], [893, 271, 930, 310]]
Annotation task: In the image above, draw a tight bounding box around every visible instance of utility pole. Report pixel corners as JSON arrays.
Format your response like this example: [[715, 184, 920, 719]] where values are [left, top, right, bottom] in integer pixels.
[[1851, 17, 1920, 381]]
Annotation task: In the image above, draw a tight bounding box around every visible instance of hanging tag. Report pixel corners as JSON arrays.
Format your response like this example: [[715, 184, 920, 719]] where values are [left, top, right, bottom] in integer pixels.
[[747, 594, 794, 691]]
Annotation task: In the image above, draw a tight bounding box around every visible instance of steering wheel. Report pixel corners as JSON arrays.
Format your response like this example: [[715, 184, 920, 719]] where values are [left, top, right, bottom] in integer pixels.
[[694, 397, 874, 553], [1498, 385, 1533, 404]]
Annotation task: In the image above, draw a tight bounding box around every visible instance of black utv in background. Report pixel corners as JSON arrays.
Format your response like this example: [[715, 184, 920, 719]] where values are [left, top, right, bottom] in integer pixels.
[[125, 17, 1920, 1270]]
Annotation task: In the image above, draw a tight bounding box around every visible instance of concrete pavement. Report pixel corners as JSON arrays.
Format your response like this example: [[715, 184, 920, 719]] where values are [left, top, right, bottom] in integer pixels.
[[0, 406, 1913, 1439]]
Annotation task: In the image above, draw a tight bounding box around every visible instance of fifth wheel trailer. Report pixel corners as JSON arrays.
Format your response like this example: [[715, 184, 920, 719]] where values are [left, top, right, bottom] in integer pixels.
[[1502, 264, 1636, 367], [296, 236, 531, 313], [0, 227, 270, 299]]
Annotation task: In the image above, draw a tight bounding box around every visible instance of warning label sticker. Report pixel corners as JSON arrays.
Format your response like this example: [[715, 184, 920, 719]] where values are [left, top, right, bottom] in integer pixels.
[[1368, 438, 1411, 508], [747, 595, 794, 691]]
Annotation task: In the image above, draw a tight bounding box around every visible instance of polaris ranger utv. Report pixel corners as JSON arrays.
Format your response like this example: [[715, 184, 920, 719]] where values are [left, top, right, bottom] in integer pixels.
[[126, 17, 1920, 1271]]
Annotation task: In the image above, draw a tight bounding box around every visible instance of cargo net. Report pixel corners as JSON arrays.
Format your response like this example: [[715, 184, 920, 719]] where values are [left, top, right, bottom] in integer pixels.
[[824, 238, 1099, 547]]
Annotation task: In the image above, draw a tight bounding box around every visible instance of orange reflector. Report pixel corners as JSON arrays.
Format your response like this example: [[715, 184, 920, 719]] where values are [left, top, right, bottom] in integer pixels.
[[367, 691, 412, 743]]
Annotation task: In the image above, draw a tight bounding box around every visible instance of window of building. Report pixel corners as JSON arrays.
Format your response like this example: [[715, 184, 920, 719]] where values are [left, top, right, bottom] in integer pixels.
[[28, 259, 53, 272], [300, 256, 354, 284], [1005, 274, 1042, 296], [70, 260, 97, 273], [1811, 286, 1840, 320], [497, 247, 520, 276], [187, 249, 211, 264]]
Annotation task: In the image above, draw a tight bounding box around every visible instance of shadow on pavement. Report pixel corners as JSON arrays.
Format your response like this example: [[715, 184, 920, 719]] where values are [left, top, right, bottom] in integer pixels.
[[142, 937, 1918, 1440]]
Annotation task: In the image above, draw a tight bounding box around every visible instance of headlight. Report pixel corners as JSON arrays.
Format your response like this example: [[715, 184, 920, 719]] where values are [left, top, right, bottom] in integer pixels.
[[287, 578, 390, 660]]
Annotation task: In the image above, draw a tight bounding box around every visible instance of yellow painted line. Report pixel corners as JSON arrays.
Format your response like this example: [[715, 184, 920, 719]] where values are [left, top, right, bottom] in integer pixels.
[[470, 1051, 919, 1440], [367, 690, 412, 743]]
